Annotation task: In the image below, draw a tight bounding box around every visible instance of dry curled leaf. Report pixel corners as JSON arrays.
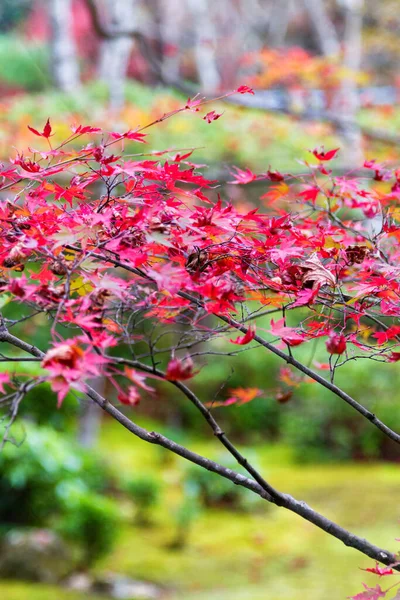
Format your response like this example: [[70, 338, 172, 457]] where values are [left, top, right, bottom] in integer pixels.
[[275, 388, 293, 404], [300, 253, 336, 288], [185, 246, 209, 273], [345, 245, 370, 266]]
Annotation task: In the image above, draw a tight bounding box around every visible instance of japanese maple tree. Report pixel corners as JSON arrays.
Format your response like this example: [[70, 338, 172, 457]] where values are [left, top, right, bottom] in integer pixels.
[[1, 87, 400, 596]]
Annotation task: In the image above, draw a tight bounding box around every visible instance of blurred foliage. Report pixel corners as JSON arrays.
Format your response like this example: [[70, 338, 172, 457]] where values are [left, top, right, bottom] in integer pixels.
[[57, 485, 120, 567], [152, 318, 400, 462], [17, 383, 80, 433], [0, 422, 119, 564], [167, 496, 201, 550], [0, 1, 33, 33], [0, 34, 50, 91], [124, 475, 161, 525], [0, 79, 339, 172], [248, 46, 369, 90], [280, 356, 400, 462]]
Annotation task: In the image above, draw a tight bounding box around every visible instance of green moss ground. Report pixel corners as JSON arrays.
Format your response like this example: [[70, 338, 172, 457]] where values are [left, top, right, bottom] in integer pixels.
[[98, 419, 400, 599], [1, 417, 398, 599], [0, 581, 107, 600]]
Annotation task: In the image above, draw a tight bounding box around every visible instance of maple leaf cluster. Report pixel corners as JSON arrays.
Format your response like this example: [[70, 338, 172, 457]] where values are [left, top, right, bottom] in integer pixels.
[[1, 88, 400, 413], [245, 47, 368, 97]]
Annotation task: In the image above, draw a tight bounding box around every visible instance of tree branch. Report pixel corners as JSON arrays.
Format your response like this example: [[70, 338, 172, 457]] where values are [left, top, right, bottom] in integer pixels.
[[81, 252, 400, 447], [0, 324, 398, 568], [111, 355, 285, 505]]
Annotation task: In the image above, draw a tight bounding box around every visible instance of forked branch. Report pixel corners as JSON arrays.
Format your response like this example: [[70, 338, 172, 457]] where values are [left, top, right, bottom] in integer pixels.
[[0, 325, 398, 569]]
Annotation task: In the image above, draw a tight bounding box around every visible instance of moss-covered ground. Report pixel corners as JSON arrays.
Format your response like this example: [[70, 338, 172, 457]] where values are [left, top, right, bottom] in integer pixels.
[[1, 418, 399, 599]]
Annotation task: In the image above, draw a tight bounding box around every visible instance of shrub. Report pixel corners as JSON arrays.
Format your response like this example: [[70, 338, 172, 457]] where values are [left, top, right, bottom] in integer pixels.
[[0, 422, 119, 565], [167, 497, 201, 550], [0, 34, 51, 91], [124, 475, 161, 525], [281, 357, 400, 462], [56, 485, 120, 567]]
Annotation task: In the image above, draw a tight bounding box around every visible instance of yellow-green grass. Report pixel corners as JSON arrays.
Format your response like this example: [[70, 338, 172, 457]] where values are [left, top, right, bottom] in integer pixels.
[[0, 582, 109, 600], [93, 418, 400, 599]]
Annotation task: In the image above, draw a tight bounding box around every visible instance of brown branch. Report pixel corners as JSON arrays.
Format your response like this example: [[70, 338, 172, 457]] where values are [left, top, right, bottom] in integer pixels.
[[111, 355, 285, 505], [82, 251, 400, 447], [0, 325, 398, 568], [186, 295, 400, 446]]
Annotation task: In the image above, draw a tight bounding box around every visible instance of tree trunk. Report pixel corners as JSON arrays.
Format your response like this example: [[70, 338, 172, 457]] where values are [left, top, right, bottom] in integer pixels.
[[157, 0, 183, 84], [48, 0, 80, 92], [268, 0, 291, 47], [78, 378, 104, 447], [187, 0, 220, 93], [302, 0, 340, 55], [98, 0, 136, 111], [334, 0, 364, 167]]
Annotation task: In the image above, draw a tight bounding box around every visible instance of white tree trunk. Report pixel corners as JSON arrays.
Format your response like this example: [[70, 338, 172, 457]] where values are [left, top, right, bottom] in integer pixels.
[[268, 0, 291, 47], [98, 0, 136, 111], [334, 0, 364, 167], [158, 0, 183, 84], [187, 0, 220, 93], [78, 378, 104, 447], [48, 0, 80, 92], [303, 0, 340, 56]]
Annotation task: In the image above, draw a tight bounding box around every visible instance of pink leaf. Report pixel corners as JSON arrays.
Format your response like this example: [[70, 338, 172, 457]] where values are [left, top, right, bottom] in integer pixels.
[[348, 583, 386, 600], [228, 166, 257, 185], [236, 85, 255, 95], [312, 147, 340, 161], [166, 356, 197, 381], [0, 373, 11, 394], [203, 110, 223, 124]]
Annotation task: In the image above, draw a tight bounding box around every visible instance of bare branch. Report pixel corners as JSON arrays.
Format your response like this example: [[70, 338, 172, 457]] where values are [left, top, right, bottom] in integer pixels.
[[0, 325, 398, 568], [79, 251, 400, 447]]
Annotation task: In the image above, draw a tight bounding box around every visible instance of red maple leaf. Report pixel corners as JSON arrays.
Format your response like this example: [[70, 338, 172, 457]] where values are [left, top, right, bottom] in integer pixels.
[[270, 318, 306, 347], [71, 124, 102, 134], [110, 130, 147, 143], [228, 166, 257, 185], [206, 387, 262, 407], [312, 147, 340, 161], [28, 118, 53, 139], [361, 562, 394, 577], [230, 324, 256, 345], [166, 356, 197, 381], [326, 332, 346, 355], [236, 85, 255, 95], [266, 169, 285, 182], [203, 110, 223, 123]]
